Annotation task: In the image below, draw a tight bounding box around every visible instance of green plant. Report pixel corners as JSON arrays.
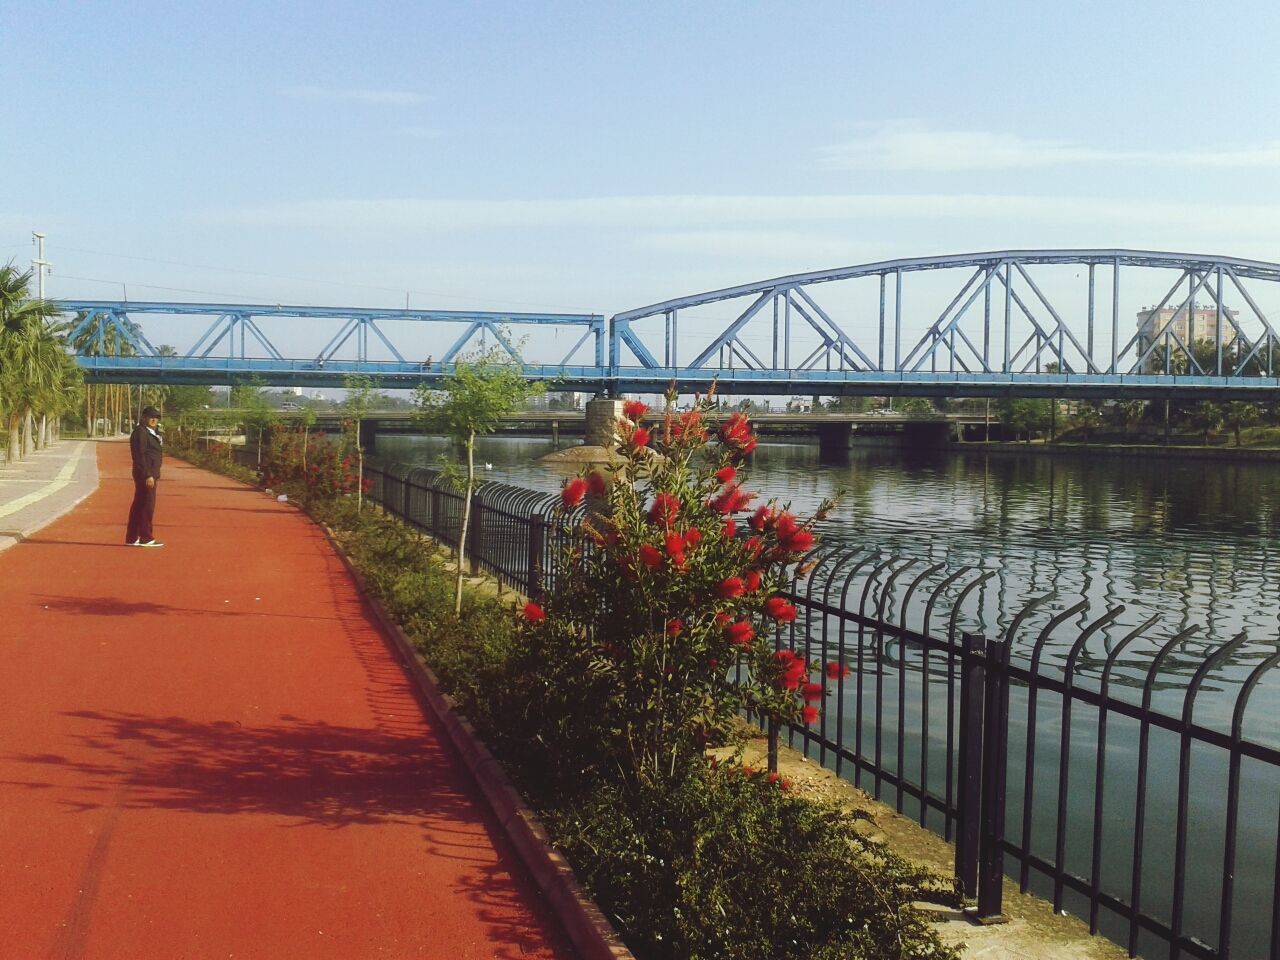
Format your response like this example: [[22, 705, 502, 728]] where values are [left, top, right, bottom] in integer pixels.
[[511, 389, 834, 795], [413, 354, 544, 614]]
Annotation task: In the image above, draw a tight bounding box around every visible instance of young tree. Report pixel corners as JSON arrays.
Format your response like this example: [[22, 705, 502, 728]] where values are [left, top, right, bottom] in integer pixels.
[[232, 376, 275, 468], [341, 374, 382, 512], [413, 356, 543, 614]]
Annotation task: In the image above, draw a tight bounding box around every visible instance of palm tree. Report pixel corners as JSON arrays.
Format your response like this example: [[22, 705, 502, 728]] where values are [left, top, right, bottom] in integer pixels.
[[1, 263, 67, 461]]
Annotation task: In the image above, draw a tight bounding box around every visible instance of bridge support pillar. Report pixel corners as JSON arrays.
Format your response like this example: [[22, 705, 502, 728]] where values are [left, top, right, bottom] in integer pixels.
[[584, 398, 626, 448]]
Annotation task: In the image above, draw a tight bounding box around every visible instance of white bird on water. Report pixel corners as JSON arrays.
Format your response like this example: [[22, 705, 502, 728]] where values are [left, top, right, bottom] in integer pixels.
[[484, 462, 493, 470]]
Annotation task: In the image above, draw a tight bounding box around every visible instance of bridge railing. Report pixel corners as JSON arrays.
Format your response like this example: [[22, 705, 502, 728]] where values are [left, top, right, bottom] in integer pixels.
[[360, 459, 1279, 960]]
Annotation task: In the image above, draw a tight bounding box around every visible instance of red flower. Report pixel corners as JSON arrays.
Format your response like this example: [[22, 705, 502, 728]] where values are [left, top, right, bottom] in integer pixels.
[[664, 531, 686, 558], [717, 577, 745, 599], [648, 492, 680, 528], [749, 505, 774, 532], [715, 612, 731, 626], [586, 471, 607, 496], [723, 517, 737, 539], [638, 543, 663, 569], [522, 602, 546, 622], [781, 529, 814, 554], [764, 596, 798, 622], [710, 485, 754, 514], [802, 682, 824, 702], [801, 705, 820, 724], [825, 661, 851, 681], [682, 528, 702, 549], [666, 618, 683, 637], [715, 465, 737, 485], [766, 772, 781, 784], [719, 412, 755, 451], [623, 400, 649, 421], [725, 620, 755, 646], [743, 569, 761, 592], [628, 426, 651, 448], [744, 537, 764, 561], [561, 477, 588, 508]]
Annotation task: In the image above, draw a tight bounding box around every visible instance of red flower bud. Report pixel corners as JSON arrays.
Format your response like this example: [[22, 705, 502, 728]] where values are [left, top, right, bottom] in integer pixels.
[[666, 618, 683, 637], [622, 400, 649, 420], [522, 602, 546, 622], [561, 477, 588, 508]]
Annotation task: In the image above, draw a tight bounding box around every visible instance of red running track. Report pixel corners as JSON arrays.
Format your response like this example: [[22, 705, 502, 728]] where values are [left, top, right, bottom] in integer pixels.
[[0, 443, 574, 960]]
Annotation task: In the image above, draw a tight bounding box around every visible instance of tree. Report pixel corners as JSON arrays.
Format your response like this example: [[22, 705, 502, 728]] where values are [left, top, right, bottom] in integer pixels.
[[1224, 401, 1261, 446], [341, 374, 381, 512], [1109, 399, 1147, 439], [232, 376, 275, 468], [413, 356, 543, 614], [1, 263, 73, 461]]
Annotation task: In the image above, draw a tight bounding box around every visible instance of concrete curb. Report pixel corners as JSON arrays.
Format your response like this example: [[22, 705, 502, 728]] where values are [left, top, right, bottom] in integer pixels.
[[318, 523, 635, 960], [0, 443, 100, 556]]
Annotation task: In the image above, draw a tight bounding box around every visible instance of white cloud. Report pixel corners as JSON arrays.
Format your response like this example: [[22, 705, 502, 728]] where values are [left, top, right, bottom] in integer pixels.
[[281, 85, 428, 105], [817, 121, 1280, 172], [203, 192, 1280, 241]]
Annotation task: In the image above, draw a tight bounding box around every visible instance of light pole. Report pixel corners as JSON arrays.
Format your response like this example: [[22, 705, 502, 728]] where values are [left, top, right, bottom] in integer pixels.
[[31, 231, 51, 299]]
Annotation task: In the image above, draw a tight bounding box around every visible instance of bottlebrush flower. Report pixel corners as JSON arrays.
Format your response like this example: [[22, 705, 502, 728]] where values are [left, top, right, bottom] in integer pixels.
[[764, 596, 798, 622], [719, 412, 755, 452], [801, 705, 820, 724], [638, 543, 663, 570], [743, 569, 761, 592], [780, 529, 814, 554], [825, 661, 851, 680], [628, 426, 651, 448], [723, 517, 737, 539], [666, 618, 683, 637], [749, 505, 774, 532], [717, 577, 745, 599], [622, 400, 649, 420], [744, 537, 764, 561], [648, 492, 680, 528], [682, 528, 702, 549], [664, 531, 686, 558], [674, 409, 707, 442], [725, 620, 755, 646], [522, 602, 546, 622], [715, 465, 737, 485], [561, 477, 588, 508], [586, 471, 607, 496], [802, 682, 824, 702]]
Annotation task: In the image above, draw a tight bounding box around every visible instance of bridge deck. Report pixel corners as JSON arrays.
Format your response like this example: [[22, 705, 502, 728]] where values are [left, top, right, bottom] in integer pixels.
[[0, 443, 572, 959]]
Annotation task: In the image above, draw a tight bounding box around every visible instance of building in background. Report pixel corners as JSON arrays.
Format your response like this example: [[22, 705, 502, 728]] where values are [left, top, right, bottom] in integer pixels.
[[1136, 304, 1239, 354]]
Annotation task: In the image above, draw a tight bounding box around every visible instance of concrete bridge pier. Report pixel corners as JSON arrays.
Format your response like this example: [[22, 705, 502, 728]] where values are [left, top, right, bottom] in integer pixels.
[[584, 397, 626, 448]]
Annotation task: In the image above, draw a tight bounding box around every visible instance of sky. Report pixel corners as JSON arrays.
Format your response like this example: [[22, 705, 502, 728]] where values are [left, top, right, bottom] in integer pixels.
[[4, 0, 1280, 366]]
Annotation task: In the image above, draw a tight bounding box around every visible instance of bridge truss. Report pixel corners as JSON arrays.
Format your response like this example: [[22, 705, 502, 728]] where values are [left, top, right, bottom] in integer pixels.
[[59, 250, 1280, 399]]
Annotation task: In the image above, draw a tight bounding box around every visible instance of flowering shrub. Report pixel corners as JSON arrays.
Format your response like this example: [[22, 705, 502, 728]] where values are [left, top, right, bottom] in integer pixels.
[[515, 388, 832, 789], [260, 424, 368, 502]]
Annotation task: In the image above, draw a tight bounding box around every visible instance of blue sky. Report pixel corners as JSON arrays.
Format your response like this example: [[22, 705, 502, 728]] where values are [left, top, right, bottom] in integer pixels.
[[4, 0, 1280, 361]]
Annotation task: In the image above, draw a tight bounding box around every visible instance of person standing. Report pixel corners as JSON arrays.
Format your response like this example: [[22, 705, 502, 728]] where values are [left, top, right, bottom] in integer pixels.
[[126, 406, 164, 547]]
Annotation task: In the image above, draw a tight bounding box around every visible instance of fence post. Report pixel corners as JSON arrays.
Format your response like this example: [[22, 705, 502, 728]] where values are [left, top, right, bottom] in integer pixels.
[[956, 631, 986, 898], [401, 471, 412, 522], [978, 638, 1011, 921], [469, 494, 483, 575], [431, 488, 443, 539], [527, 514, 546, 600]]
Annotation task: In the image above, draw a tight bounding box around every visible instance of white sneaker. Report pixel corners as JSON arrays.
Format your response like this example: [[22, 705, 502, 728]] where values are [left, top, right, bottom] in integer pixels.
[[128, 539, 142, 546], [138, 539, 164, 548]]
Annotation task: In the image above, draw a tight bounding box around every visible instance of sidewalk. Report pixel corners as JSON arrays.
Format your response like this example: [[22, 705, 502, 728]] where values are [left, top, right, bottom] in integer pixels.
[[0, 438, 99, 553], [0, 442, 574, 959]]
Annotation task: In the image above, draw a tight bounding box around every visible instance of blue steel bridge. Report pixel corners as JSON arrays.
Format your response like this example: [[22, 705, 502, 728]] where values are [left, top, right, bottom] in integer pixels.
[[59, 249, 1280, 400]]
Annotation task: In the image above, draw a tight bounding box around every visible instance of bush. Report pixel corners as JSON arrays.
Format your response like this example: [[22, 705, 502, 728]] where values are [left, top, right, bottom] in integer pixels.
[[547, 759, 958, 960]]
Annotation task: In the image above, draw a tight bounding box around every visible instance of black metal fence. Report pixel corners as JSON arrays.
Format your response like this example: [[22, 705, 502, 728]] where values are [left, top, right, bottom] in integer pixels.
[[357, 458, 1279, 960]]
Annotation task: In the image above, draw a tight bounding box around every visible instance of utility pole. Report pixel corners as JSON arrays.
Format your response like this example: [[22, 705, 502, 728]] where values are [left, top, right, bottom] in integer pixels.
[[31, 231, 51, 299]]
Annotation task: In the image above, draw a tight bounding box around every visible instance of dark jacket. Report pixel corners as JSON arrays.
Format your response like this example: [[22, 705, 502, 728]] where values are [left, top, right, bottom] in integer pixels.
[[130, 423, 164, 479]]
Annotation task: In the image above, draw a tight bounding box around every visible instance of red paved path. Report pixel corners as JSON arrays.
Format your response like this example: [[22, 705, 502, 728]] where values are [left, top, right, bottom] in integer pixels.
[[0, 443, 574, 960]]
